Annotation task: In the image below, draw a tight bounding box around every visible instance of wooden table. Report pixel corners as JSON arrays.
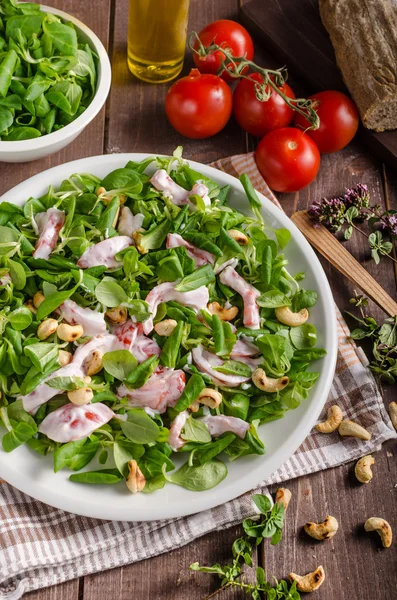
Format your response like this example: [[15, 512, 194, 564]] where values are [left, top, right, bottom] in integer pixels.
[[2, 1, 395, 598]]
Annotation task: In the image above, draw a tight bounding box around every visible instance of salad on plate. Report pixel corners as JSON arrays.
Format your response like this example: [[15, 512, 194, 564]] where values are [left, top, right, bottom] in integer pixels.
[[0, 149, 325, 494]]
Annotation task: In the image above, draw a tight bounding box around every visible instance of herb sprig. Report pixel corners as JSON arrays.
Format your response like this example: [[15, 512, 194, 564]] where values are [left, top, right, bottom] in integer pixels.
[[309, 184, 397, 265], [348, 293, 397, 383], [190, 493, 298, 600]]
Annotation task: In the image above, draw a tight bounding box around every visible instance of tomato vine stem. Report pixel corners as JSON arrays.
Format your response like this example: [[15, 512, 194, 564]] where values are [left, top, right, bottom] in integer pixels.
[[189, 32, 320, 130]]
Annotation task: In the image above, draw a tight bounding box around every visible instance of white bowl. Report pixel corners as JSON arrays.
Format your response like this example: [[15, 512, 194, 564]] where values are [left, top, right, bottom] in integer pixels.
[[0, 6, 111, 163], [0, 154, 338, 521]]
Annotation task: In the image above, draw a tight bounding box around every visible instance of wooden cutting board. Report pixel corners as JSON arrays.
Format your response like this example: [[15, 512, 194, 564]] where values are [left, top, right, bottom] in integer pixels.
[[240, 0, 397, 170]]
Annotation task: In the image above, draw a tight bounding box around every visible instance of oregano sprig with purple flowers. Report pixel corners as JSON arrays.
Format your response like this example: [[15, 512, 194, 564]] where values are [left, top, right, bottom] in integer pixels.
[[309, 184, 397, 265]]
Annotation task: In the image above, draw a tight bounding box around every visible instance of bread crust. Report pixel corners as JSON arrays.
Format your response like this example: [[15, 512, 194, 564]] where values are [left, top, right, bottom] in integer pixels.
[[319, 0, 397, 132]]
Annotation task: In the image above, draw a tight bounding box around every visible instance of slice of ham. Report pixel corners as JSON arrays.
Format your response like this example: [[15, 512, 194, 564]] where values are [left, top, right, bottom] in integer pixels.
[[117, 368, 186, 413], [113, 320, 160, 362], [219, 266, 261, 329], [168, 410, 189, 451], [77, 236, 133, 269], [166, 233, 214, 267], [191, 345, 251, 388], [20, 334, 122, 414], [232, 338, 260, 357], [32, 208, 65, 260], [150, 169, 211, 209], [117, 207, 145, 237], [143, 281, 209, 335], [38, 402, 114, 443], [200, 415, 249, 439], [59, 299, 107, 337]]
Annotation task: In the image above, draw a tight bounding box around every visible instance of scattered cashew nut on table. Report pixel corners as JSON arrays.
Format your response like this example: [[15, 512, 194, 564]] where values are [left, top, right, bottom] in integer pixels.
[[315, 404, 343, 433], [388, 402, 397, 431], [275, 488, 292, 511], [252, 368, 289, 393], [338, 419, 371, 441], [207, 301, 238, 321], [275, 306, 309, 327], [304, 516, 339, 540], [154, 319, 178, 336], [364, 517, 393, 548], [126, 459, 146, 493], [355, 455, 375, 484], [289, 566, 325, 593]]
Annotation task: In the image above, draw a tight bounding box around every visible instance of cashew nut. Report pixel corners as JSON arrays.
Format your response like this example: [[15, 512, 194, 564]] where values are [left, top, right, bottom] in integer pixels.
[[57, 323, 84, 342], [33, 291, 45, 308], [275, 306, 309, 327], [126, 459, 146, 493], [207, 301, 238, 321], [105, 306, 128, 324], [388, 402, 397, 431], [188, 400, 200, 413], [86, 350, 104, 376], [154, 319, 178, 337], [252, 368, 289, 393], [275, 488, 292, 511], [37, 318, 58, 340], [364, 517, 392, 548], [304, 516, 339, 540], [25, 299, 37, 314], [289, 566, 325, 593], [198, 388, 222, 409], [58, 350, 72, 366], [355, 455, 375, 484], [228, 229, 248, 245], [338, 419, 371, 441], [315, 404, 343, 433], [67, 387, 93, 405]]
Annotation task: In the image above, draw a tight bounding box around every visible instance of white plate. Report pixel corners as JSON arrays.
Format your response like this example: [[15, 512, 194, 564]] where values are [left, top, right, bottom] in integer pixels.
[[0, 154, 337, 521]]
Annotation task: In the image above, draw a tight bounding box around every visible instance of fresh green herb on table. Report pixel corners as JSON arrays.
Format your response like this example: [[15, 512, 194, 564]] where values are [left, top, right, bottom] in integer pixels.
[[190, 493, 300, 599], [309, 184, 397, 265], [348, 293, 397, 383], [0, 0, 97, 140], [0, 147, 325, 494]]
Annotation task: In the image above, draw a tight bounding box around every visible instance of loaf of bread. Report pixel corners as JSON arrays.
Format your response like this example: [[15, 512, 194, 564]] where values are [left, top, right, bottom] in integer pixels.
[[319, 0, 397, 132]]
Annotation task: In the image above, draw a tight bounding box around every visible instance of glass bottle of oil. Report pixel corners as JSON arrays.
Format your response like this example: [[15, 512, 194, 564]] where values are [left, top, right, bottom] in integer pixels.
[[128, 0, 190, 84]]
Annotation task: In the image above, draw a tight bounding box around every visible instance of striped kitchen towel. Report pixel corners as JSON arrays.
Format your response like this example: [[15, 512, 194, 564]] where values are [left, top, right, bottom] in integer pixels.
[[1, 153, 396, 599]]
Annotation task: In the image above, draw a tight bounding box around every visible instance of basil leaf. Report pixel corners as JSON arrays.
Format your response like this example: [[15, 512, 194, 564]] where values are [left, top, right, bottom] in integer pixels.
[[54, 438, 99, 472], [103, 350, 138, 380], [95, 276, 128, 307], [159, 321, 184, 368], [174, 373, 205, 412], [212, 315, 236, 358], [214, 360, 252, 377], [120, 408, 159, 444], [69, 469, 123, 485], [181, 417, 211, 444], [190, 433, 235, 465], [175, 264, 215, 292], [166, 460, 227, 491], [24, 342, 59, 372], [252, 493, 272, 514], [289, 323, 317, 350], [101, 168, 143, 195], [257, 290, 291, 308], [8, 259, 26, 290], [275, 228, 292, 250], [7, 306, 32, 330], [124, 355, 159, 389]]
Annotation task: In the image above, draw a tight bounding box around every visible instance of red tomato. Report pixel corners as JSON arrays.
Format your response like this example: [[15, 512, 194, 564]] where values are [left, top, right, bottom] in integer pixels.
[[193, 20, 254, 81], [165, 68, 232, 139], [294, 90, 359, 154], [233, 73, 296, 137], [255, 127, 320, 193]]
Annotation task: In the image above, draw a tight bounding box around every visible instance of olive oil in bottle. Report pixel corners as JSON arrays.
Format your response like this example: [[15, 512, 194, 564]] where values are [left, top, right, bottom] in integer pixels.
[[128, 0, 190, 83]]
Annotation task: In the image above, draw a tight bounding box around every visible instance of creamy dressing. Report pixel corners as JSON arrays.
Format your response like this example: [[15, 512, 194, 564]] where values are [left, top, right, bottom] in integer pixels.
[[200, 415, 250, 439], [38, 402, 114, 443], [32, 208, 65, 260], [117, 368, 186, 413]]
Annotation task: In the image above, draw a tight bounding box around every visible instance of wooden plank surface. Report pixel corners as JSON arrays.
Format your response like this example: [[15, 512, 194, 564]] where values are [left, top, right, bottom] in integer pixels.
[[1, 0, 394, 599]]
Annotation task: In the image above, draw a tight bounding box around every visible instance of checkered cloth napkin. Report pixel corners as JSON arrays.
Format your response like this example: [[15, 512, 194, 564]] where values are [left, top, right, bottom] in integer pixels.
[[1, 153, 396, 599]]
